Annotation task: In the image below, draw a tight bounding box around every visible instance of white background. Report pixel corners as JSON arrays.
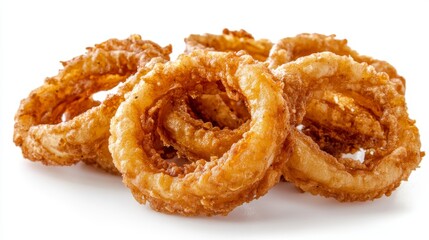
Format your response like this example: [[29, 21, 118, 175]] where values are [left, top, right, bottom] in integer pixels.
[[1, 0, 428, 239]]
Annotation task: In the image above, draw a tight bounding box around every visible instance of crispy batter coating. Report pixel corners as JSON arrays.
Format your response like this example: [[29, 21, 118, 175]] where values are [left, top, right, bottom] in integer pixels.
[[268, 33, 404, 94], [157, 95, 250, 161], [301, 91, 384, 157], [185, 29, 273, 61], [13, 35, 171, 173], [109, 50, 288, 215], [190, 93, 249, 129]]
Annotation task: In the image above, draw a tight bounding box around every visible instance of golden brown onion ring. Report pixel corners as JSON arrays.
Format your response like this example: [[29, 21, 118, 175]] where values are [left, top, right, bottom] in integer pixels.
[[274, 52, 423, 201], [109, 50, 288, 216], [267, 33, 406, 154], [13, 35, 171, 174], [185, 29, 273, 61], [268, 33, 405, 94]]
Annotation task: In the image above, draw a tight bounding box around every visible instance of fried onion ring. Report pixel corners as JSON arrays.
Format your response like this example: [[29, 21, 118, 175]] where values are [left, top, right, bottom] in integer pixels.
[[273, 52, 423, 201], [13, 35, 171, 174], [109, 50, 288, 215], [267, 33, 406, 155]]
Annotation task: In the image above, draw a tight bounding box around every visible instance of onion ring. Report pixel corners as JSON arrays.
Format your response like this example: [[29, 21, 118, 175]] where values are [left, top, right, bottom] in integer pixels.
[[267, 33, 406, 155], [13, 35, 171, 174], [109, 50, 288, 215], [274, 52, 423, 201]]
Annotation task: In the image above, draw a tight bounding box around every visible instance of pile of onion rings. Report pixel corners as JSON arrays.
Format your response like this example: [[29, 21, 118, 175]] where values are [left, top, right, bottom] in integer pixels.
[[14, 30, 424, 216]]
